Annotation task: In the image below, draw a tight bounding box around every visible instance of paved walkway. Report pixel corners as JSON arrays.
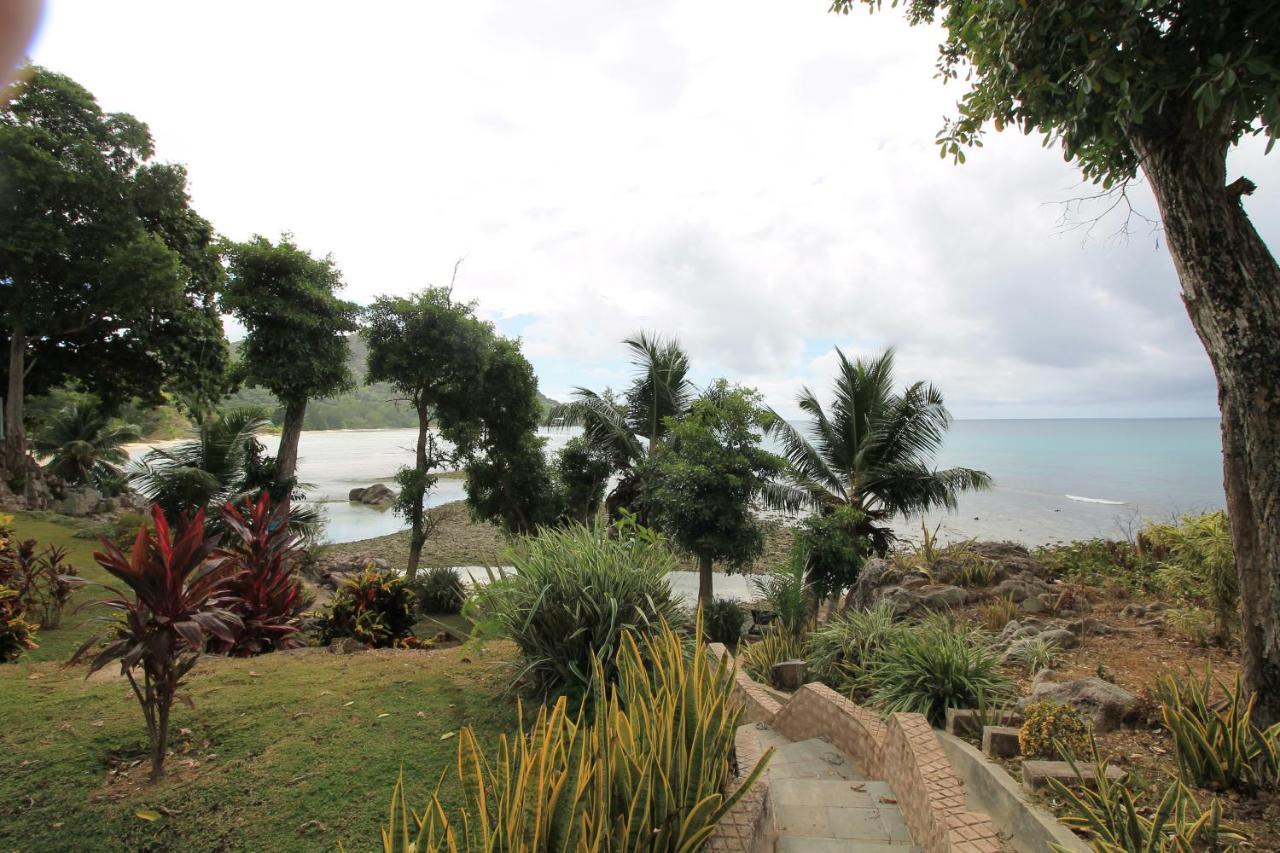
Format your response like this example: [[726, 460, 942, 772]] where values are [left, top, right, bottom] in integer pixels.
[[450, 566, 757, 604], [753, 724, 920, 852]]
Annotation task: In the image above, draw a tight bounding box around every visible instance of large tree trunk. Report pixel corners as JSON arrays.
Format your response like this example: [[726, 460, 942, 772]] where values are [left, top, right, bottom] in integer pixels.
[[4, 325, 26, 469], [405, 402, 430, 580], [698, 554, 713, 605], [273, 397, 307, 499], [1136, 130, 1280, 727]]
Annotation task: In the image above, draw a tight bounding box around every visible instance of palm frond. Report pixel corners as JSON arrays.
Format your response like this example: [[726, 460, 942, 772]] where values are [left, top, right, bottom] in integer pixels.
[[858, 462, 991, 517], [622, 331, 695, 447], [550, 390, 644, 465], [764, 410, 844, 504]]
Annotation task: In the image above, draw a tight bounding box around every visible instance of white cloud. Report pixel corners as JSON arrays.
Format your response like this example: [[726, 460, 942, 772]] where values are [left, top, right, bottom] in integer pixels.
[[29, 0, 1280, 418]]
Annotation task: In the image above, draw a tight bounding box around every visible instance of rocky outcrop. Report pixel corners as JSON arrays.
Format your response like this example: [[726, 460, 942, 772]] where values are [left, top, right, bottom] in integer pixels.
[[348, 483, 396, 508], [311, 552, 393, 588], [1023, 676, 1139, 732]]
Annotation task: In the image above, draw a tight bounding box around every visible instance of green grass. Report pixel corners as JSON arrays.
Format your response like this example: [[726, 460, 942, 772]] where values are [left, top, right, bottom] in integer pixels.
[[0, 512, 521, 852]]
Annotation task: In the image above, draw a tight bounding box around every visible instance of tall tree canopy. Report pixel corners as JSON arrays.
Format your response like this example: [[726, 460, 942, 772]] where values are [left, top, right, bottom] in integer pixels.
[[831, 0, 1280, 723], [222, 235, 359, 493], [0, 66, 228, 471]]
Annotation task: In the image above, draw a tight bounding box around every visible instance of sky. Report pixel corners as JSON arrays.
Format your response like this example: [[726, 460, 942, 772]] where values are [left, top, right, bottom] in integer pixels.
[[27, 0, 1280, 419]]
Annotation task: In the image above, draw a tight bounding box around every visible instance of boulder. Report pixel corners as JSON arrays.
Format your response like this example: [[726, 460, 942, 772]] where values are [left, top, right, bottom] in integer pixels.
[[846, 557, 898, 611], [993, 577, 1049, 603], [1037, 628, 1082, 650], [1019, 597, 1047, 615], [1062, 617, 1137, 637], [348, 487, 367, 502], [879, 583, 967, 616], [1025, 677, 1139, 732], [52, 486, 103, 517], [355, 483, 396, 507]]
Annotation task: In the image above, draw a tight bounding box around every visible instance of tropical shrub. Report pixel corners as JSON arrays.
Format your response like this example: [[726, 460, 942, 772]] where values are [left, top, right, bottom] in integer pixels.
[[740, 627, 805, 685], [751, 551, 813, 639], [410, 566, 466, 615], [379, 622, 771, 851], [1004, 636, 1061, 676], [1165, 607, 1216, 646], [949, 549, 998, 587], [1048, 738, 1245, 853], [856, 615, 1014, 725], [1019, 700, 1090, 759], [0, 527, 77, 629], [1033, 538, 1156, 593], [71, 506, 241, 779], [317, 567, 418, 649], [702, 596, 746, 645], [806, 603, 903, 688], [108, 511, 152, 550], [473, 522, 682, 696], [0, 586, 38, 662], [211, 495, 311, 656], [32, 398, 140, 491], [1155, 669, 1280, 795], [793, 504, 871, 601], [1145, 512, 1237, 644], [979, 596, 1019, 632]]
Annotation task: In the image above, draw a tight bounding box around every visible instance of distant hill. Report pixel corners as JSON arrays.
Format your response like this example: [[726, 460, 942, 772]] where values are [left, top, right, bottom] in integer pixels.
[[223, 334, 559, 431]]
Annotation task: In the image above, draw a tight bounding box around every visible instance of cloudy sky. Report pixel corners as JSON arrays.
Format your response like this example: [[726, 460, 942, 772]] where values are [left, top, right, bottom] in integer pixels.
[[28, 1, 1280, 419]]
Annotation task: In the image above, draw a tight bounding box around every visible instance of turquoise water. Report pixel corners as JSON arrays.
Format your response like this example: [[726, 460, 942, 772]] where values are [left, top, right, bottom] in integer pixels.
[[128, 418, 1225, 546]]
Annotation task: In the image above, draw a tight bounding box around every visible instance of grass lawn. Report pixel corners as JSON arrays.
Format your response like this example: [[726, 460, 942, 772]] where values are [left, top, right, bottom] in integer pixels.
[[1, 511, 521, 853]]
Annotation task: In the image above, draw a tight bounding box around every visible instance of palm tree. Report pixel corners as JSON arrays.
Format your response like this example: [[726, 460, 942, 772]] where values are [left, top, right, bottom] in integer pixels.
[[769, 347, 991, 554], [130, 406, 321, 538], [549, 332, 697, 514], [32, 400, 140, 491]]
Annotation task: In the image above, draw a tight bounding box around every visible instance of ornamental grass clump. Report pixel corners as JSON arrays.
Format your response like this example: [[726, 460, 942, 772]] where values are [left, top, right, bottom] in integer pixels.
[[740, 627, 806, 685], [805, 602, 903, 688], [701, 596, 747, 645], [71, 505, 241, 779], [377, 621, 771, 852], [410, 566, 466, 615], [856, 614, 1013, 726], [473, 522, 682, 696]]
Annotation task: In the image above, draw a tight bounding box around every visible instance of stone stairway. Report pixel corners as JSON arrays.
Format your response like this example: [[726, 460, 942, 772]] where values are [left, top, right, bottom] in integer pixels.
[[754, 724, 922, 853]]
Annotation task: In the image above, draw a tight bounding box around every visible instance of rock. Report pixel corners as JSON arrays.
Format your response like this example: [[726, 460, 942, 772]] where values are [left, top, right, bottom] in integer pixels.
[[356, 483, 396, 507], [771, 660, 807, 690], [969, 541, 1031, 562], [993, 577, 1049, 603], [1025, 677, 1139, 732], [1009, 625, 1042, 641], [328, 637, 364, 654], [982, 725, 1022, 758], [846, 557, 898, 611], [945, 707, 1024, 737], [1019, 597, 1047, 614], [1032, 669, 1060, 688], [1023, 760, 1125, 793], [878, 583, 967, 616], [348, 487, 367, 502], [1120, 603, 1145, 618], [1037, 628, 1082, 650], [1062, 617, 1137, 637], [52, 486, 103, 516]]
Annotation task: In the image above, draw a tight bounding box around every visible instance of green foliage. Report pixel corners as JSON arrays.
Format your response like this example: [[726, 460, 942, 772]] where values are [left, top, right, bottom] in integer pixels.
[[751, 552, 813, 639], [1165, 607, 1216, 647], [949, 549, 998, 588], [0, 531, 76, 630], [1144, 512, 1238, 643], [1048, 737, 1245, 853], [473, 523, 683, 696], [833, 0, 1280, 187], [317, 567, 419, 649], [552, 435, 612, 524], [1004, 636, 1062, 677], [0, 66, 229, 430], [1033, 539, 1156, 593], [410, 566, 466, 615], [979, 596, 1019, 632], [855, 615, 1013, 725], [701, 597, 747, 645], [1155, 669, 1280, 796], [768, 348, 990, 559], [1019, 700, 1090, 759], [380, 622, 770, 852], [30, 399, 140, 490], [794, 504, 871, 600], [805, 603, 902, 688], [0, 586, 37, 663], [741, 628, 806, 686], [639, 381, 783, 581]]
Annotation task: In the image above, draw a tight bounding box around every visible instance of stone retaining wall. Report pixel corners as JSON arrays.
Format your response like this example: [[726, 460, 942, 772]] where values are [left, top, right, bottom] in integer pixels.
[[706, 722, 773, 853]]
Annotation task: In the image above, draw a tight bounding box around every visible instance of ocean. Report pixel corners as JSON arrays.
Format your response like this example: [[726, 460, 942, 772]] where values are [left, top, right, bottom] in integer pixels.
[[129, 418, 1225, 547]]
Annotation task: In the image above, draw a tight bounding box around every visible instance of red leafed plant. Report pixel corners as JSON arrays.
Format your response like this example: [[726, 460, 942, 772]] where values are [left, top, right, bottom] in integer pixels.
[[71, 504, 240, 780], [211, 494, 312, 657]]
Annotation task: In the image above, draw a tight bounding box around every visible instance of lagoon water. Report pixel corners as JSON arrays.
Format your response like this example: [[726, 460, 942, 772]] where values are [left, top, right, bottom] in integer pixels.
[[131, 418, 1224, 546]]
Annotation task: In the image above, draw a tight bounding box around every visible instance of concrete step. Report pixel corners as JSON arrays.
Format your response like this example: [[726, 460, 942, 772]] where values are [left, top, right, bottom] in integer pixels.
[[775, 839, 918, 852], [767, 737, 870, 781], [1022, 759, 1125, 793]]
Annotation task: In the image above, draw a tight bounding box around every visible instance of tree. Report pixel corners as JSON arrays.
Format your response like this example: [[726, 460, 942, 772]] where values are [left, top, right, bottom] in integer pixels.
[[365, 288, 492, 577], [550, 332, 696, 517], [222, 235, 358, 495], [639, 381, 784, 603], [769, 347, 990, 589], [0, 67, 229, 473], [31, 398, 139, 491], [830, 0, 1280, 723]]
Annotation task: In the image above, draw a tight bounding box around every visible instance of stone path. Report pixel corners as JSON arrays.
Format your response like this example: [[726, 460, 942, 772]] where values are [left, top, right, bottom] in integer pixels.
[[450, 566, 757, 603], [754, 724, 921, 852]]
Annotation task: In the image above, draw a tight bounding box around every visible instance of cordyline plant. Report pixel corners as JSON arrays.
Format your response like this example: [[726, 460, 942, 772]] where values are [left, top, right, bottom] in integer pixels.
[[212, 494, 311, 656], [70, 505, 240, 780]]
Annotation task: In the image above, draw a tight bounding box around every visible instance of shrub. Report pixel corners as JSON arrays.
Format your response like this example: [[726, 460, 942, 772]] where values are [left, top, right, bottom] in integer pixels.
[[317, 567, 418, 649], [473, 522, 683, 695], [793, 505, 871, 601], [211, 495, 311, 656], [1156, 669, 1280, 795], [1165, 606, 1215, 646], [945, 546, 998, 587], [1049, 737, 1245, 852], [702, 596, 746, 645], [1145, 512, 1237, 643], [71, 505, 241, 779], [0, 586, 38, 662], [108, 511, 151, 550], [806, 603, 903, 688], [979, 596, 1019, 632], [740, 628, 806, 686], [1004, 636, 1061, 676], [1032, 538, 1155, 592], [409, 566, 466, 615], [1019, 700, 1089, 759], [856, 615, 1014, 725], [552, 435, 612, 525], [0, 526, 77, 630], [379, 622, 771, 851], [750, 551, 812, 638]]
